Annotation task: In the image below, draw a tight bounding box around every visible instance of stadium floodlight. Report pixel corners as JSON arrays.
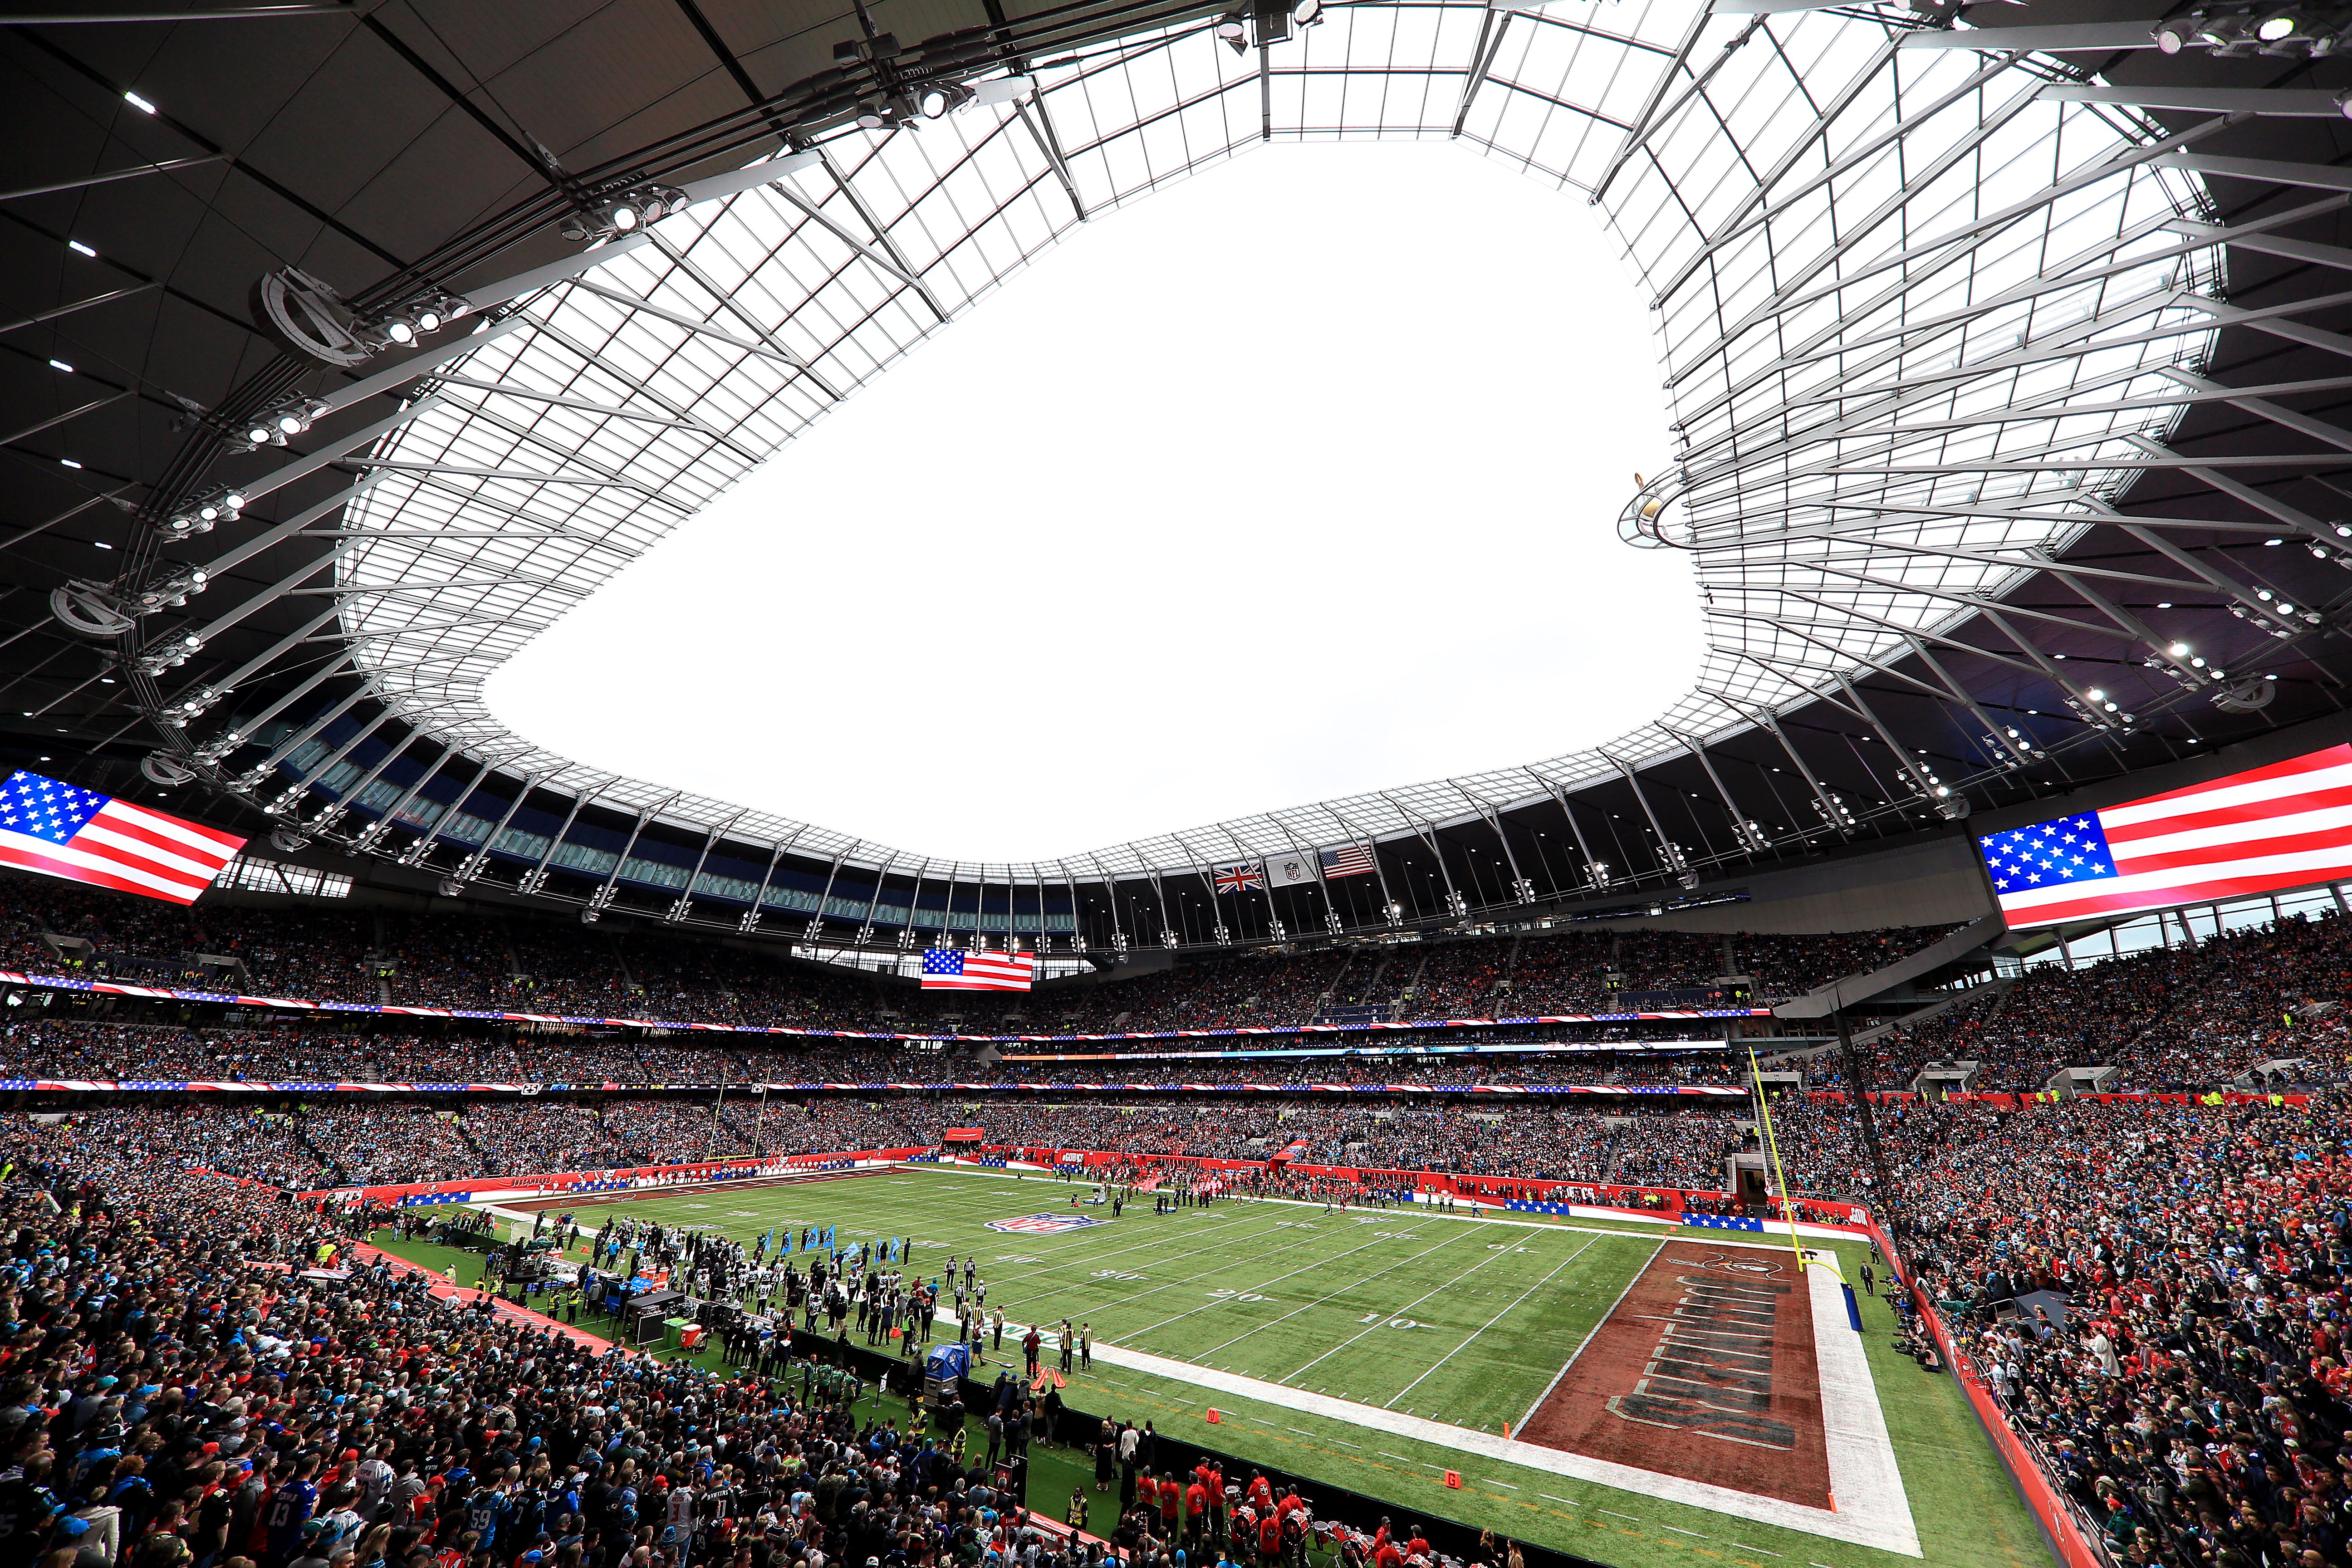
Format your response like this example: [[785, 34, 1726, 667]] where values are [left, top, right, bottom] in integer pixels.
[[969, 75, 1033, 106], [917, 82, 974, 118], [1215, 10, 1247, 53], [2258, 7, 2304, 38], [560, 186, 686, 243], [1294, 0, 1323, 26]]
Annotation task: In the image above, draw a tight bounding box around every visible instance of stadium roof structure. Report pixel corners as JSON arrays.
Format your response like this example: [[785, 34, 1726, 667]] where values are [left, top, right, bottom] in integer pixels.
[[6, 0, 2352, 953]]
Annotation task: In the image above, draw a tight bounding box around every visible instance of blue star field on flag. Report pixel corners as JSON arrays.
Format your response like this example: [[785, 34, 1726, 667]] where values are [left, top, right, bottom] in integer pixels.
[[1975, 813, 2120, 895], [0, 772, 108, 844]]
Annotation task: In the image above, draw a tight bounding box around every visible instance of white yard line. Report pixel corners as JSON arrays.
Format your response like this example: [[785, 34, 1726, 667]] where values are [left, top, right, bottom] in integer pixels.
[[1384, 1232, 1601, 1410], [1516, 1233, 1667, 1434], [1004, 1214, 1330, 1321], [1198, 1229, 1481, 1363], [1293, 1229, 1604, 1396], [1008, 1318, 1921, 1555], [1112, 1226, 1447, 1345]]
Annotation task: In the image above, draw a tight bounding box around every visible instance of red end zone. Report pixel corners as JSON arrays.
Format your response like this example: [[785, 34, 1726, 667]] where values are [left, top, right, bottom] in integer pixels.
[[1516, 1240, 1830, 1509]]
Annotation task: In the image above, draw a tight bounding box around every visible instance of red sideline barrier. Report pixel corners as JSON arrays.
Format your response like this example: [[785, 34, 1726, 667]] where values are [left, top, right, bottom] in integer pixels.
[[295, 1147, 935, 1203], [1856, 1219, 2102, 1568]]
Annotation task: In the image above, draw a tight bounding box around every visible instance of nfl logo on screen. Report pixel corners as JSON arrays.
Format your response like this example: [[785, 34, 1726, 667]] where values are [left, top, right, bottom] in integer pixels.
[[987, 1213, 1111, 1234]]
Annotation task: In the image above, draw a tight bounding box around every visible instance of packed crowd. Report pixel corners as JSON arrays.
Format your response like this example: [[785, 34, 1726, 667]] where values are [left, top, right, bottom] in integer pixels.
[[1754, 1090, 2352, 1568], [0, 1097, 1757, 1192], [1865, 910, 2352, 1093], [0, 1016, 1758, 1088], [0, 1131, 1253, 1568], [0, 873, 1946, 1033]]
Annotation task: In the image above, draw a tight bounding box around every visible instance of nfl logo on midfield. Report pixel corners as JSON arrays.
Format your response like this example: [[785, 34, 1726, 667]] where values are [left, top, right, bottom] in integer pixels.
[[987, 1213, 1112, 1234]]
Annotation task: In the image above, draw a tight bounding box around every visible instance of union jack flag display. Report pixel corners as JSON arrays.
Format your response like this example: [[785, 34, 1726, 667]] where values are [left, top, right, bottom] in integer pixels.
[[1320, 844, 1378, 879], [921, 947, 1034, 991], [1980, 743, 2352, 928], [1213, 862, 1265, 893], [0, 770, 244, 906]]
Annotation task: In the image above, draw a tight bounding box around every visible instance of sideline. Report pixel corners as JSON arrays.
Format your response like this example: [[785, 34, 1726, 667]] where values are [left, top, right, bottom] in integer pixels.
[[934, 1295, 1921, 1557]]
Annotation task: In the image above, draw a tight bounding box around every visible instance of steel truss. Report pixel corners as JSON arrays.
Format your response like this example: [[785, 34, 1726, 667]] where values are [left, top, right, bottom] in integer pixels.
[[139, 0, 2342, 919]]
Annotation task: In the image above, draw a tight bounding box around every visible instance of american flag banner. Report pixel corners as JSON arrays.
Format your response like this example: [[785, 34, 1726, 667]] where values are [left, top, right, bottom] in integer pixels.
[[1213, 862, 1265, 894], [921, 947, 1035, 991], [0, 770, 244, 906], [1979, 743, 2352, 928], [1320, 844, 1378, 879]]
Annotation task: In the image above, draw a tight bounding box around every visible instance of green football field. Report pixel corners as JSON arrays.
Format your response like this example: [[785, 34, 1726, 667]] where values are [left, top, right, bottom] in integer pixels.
[[479, 1166, 2050, 1568]]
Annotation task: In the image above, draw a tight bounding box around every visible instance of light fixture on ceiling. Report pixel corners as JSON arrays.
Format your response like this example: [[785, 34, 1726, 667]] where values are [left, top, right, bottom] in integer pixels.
[[563, 186, 688, 241], [123, 90, 156, 113], [918, 81, 975, 118], [234, 396, 331, 451], [969, 74, 1034, 106], [162, 487, 245, 539]]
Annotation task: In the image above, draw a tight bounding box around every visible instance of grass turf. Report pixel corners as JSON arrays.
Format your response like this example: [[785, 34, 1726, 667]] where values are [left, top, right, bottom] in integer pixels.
[[428, 1166, 2048, 1568]]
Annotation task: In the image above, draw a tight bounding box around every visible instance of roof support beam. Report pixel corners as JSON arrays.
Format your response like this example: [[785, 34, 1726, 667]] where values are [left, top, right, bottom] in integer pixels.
[[644, 228, 858, 389], [0, 155, 224, 204], [816, 147, 952, 322], [1586, 6, 1741, 202], [1014, 98, 1087, 222]]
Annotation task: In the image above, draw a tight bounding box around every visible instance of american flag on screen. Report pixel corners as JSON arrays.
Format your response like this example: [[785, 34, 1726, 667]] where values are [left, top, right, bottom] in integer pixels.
[[0, 770, 244, 906], [921, 948, 1034, 991], [1213, 862, 1265, 894], [1980, 743, 2352, 928], [1320, 844, 1378, 879]]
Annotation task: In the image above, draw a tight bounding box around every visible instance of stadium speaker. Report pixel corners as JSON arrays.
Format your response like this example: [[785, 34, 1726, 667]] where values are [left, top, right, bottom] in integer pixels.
[[269, 828, 312, 853], [140, 753, 197, 786], [437, 877, 466, 899], [2214, 675, 2276, 713]]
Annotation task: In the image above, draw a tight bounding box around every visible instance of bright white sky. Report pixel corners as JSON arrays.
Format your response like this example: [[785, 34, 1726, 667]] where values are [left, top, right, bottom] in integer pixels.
[[486, 140, 1700, 862]]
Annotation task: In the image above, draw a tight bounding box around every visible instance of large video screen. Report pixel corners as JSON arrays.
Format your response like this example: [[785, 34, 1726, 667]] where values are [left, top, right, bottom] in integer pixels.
[[0, 769, 245, 906], [1977, 742, 2352, 930]]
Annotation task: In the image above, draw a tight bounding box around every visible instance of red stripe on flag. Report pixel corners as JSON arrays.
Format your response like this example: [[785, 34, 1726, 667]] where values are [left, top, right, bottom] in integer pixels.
[[2000, 864, 2352, 924], [103, 798, 245, 855], [2115, 742, 2352, 810], [2102, 785, 2352, 845], [88, 806, 240, 872], [2112, 825, 2352, 881], [0, 843, 206, 906]]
